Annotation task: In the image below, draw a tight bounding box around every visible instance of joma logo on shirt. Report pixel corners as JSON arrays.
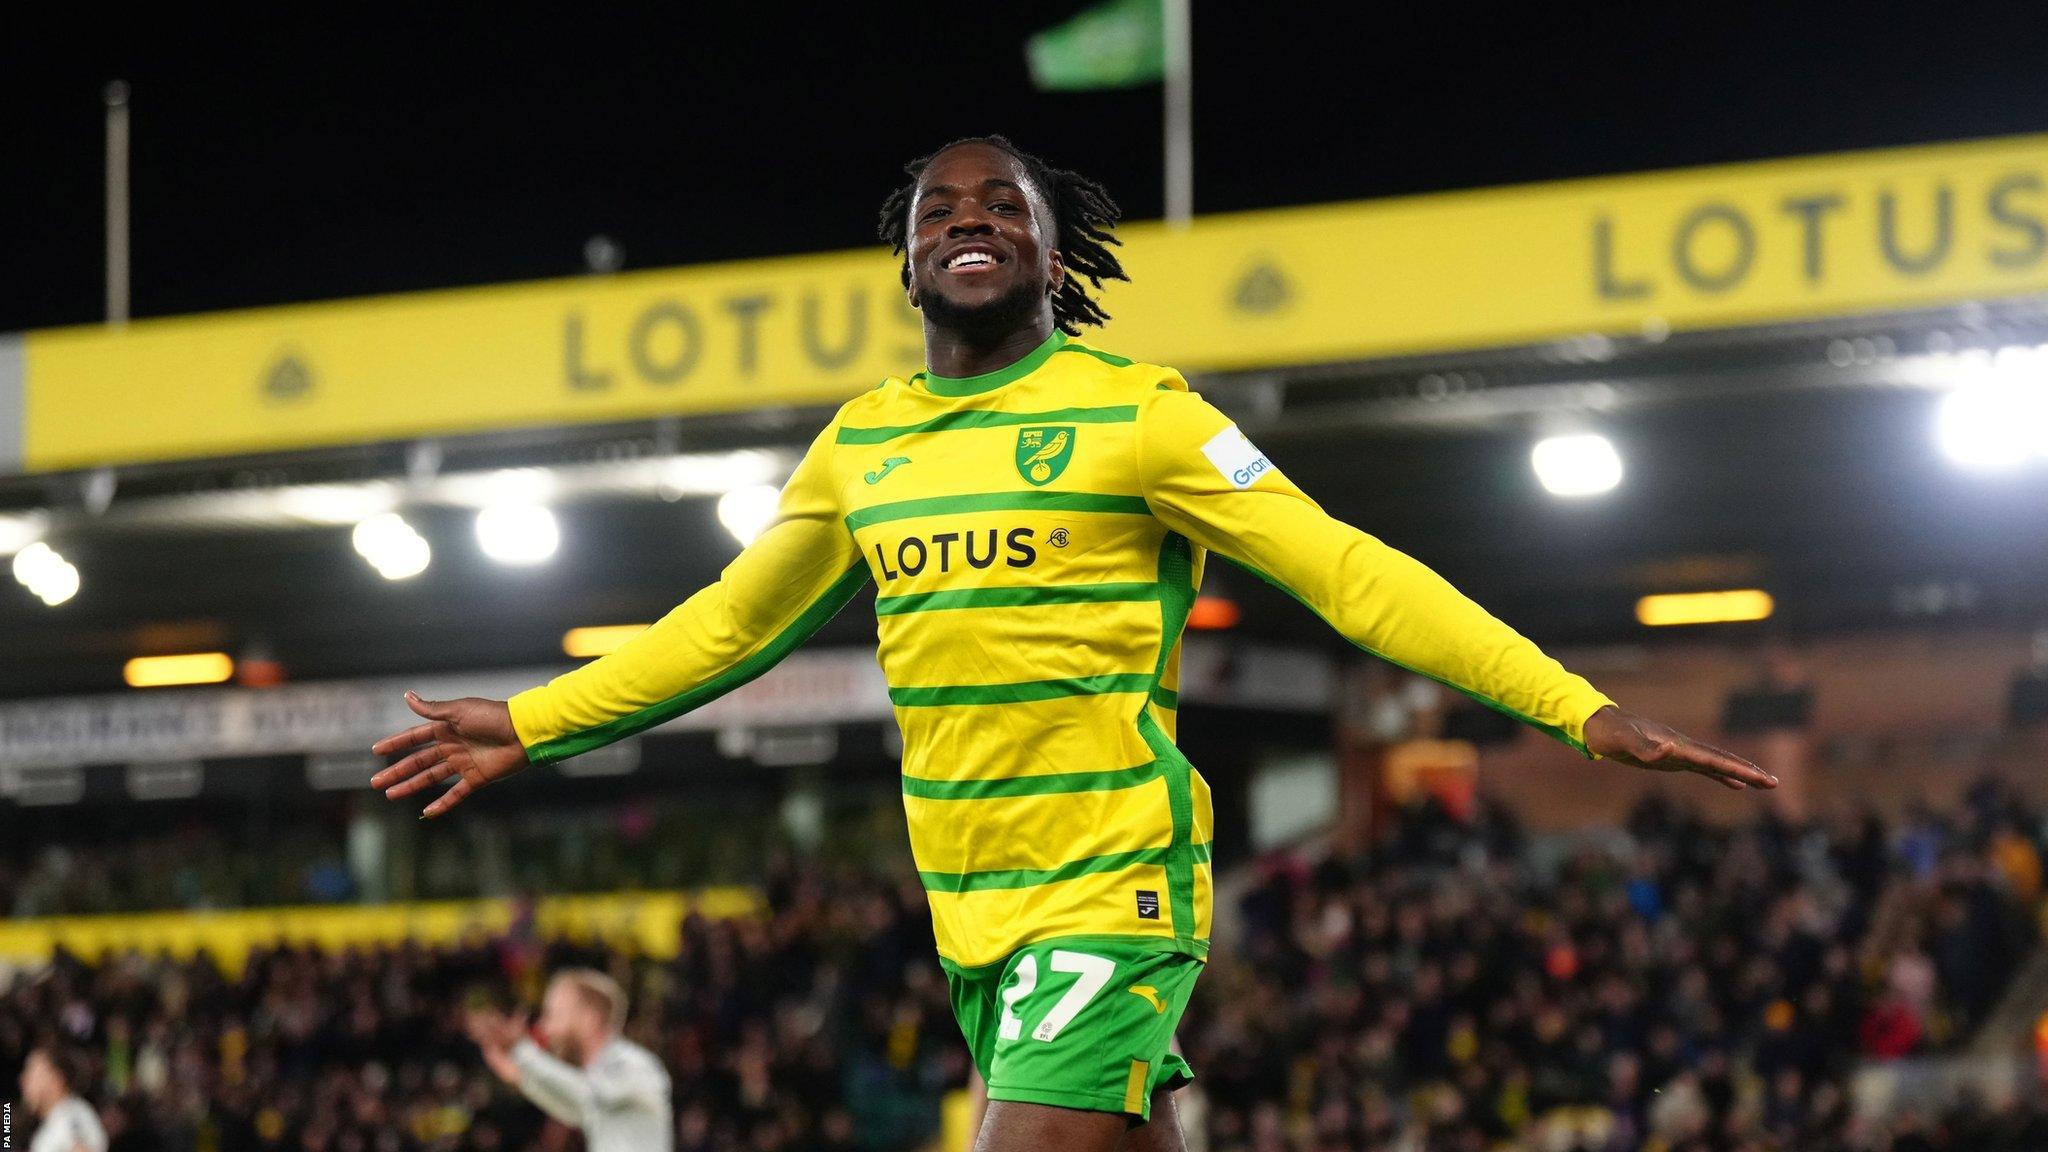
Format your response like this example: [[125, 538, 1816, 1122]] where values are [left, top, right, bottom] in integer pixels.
[[872, 528, 1038, 579]]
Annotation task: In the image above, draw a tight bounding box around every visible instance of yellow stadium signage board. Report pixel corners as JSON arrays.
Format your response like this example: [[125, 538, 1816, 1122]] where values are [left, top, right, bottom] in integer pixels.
[[0, 887, 761, 975], [17, 133, 2048, 473]]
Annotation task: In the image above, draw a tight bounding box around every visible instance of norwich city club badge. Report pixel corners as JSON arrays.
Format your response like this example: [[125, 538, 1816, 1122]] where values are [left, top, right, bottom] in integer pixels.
[[1015, 426, 1075, 486]]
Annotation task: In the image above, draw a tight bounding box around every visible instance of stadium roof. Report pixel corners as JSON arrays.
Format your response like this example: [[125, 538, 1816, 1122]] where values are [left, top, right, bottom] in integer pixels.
[[6, 298, 2046, 699], [11, 3, 2048, 328]]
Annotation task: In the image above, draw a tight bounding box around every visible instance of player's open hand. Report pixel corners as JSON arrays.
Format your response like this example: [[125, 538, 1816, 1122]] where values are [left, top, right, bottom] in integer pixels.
[[464, 1006, 530, 1053], [1581, 704, 1779, 792], [371, 692, 529, 818]]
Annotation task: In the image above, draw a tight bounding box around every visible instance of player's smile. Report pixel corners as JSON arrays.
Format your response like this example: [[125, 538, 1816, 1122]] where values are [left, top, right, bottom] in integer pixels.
[[940, 241, 1006, 276]]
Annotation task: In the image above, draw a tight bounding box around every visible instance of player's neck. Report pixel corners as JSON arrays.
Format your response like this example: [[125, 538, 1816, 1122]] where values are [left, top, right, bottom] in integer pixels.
[[923, 321, 1057, 381]]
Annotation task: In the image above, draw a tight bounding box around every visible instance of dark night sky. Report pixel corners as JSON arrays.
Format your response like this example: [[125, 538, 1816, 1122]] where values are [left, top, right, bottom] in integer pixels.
[[7, 2, 2048, 332]]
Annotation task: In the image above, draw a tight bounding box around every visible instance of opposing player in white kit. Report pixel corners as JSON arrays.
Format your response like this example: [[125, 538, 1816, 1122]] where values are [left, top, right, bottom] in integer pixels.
[[466, 968, 674, 1152], [19, 1048, 106, 1152]]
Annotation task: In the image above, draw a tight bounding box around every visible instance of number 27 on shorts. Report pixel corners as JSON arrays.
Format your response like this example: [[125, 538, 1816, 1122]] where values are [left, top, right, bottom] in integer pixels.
[[997, 949, 1115, 1043]]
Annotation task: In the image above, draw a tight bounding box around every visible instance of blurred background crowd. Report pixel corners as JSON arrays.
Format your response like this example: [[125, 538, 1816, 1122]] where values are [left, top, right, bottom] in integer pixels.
[[6, 779, 2044, 1152]]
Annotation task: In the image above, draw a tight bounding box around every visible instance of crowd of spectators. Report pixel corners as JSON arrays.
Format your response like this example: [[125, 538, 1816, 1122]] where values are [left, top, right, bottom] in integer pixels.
[[1184, 780, 2046, 1151], [2, 865, 962, 1152], [3, 780, 2044, 1152]]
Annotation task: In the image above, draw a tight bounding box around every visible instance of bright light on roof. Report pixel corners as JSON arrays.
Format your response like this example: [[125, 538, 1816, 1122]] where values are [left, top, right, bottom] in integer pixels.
[[475, 503, 559, 565], [1531, 433, 1624, 497], [1187, 596, 1241, 631], [274, 482, 397, 525], [11, 541, 80, 606], [11, 541, 55, 585], [656, 450, 786, 500], [1938, 388, 2034, 469], [1936, 345, 2048, 470], [0, 512, 47, 555], [32, 559, 80, 606], [442, 467, 558, 509], [563, 623, 652, 658], [352, 513, 431, 580], [716, 485, 780, 547], [1636, 589, 1775, 627], [124, 652, 235, 688]]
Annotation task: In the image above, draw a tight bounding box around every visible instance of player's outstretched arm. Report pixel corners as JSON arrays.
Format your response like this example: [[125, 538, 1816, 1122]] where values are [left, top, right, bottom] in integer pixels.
[[369, 420, 865, 818], [1136, 384, 1774, 792], [507, 1039, 601, 1126], [372, 693, 530, 818]]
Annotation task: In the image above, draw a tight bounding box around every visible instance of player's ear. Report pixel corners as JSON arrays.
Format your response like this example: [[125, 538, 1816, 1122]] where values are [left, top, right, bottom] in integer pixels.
[[1047, 248, 1065, 296]]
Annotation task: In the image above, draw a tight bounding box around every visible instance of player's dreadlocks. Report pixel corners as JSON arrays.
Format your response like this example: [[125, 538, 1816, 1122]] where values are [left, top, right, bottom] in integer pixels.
[[877, 135, 1127, 334]]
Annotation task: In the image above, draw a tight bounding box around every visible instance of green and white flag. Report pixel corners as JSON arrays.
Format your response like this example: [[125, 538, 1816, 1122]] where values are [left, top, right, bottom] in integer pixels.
[[1026, 0, 1166, 91]]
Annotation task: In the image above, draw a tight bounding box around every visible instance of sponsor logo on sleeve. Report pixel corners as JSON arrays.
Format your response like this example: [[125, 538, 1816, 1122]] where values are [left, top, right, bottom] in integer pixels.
[[1199, 426, 1274, 490]]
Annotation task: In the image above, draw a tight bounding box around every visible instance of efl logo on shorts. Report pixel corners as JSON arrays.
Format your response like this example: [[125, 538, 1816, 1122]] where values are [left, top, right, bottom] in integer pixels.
[[1135, 890, 1161, 920], [1200, 426, 1274, 490]]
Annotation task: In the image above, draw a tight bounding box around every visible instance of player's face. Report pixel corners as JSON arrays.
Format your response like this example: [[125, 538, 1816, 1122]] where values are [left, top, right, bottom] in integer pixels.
[[537, 982, 591, 1061], [905, 142, 1064, 336], [20, 1051, 58, 1111]]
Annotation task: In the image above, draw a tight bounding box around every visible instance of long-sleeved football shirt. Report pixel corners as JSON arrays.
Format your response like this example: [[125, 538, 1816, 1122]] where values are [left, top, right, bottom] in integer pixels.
[[509, 1037, 672, 1151], [509, 330, 1614, 971]]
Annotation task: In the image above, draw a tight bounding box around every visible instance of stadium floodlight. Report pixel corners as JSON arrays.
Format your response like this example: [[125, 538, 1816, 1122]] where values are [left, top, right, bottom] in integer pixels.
[[1936, 345, 2048, 470], [439, 466, 555, 510], [32, 559, 80, 606], [274, 482, 397, 525], [1636, 589, 1775, 627], [124, 652, 235, 688], [12, 541, 58, 585], [716, 485, 780, 547], [351, 512, 432, 580], [1187, 595, 1242, 631], [11, 541, 80, 606], [0, 511, 46, 555], [655, 450, 786, 501], [1531, 432, 1624, 497], [1937, 387, 2030, 469], [475, 503, 560, 565], [563, 624, 652, 658]]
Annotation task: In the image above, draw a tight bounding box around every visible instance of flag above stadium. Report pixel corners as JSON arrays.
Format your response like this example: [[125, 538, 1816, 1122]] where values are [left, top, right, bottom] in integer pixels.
[[5, 132, 2045, 474]]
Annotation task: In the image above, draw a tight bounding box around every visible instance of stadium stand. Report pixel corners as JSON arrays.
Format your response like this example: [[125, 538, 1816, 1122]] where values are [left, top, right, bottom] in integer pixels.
[[6, 780, 2044, 1152]]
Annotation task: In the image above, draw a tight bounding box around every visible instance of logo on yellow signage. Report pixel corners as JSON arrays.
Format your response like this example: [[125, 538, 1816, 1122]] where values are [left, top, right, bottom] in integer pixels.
[[262, 352, 315, 402], [1230, 261, 1292, 314]]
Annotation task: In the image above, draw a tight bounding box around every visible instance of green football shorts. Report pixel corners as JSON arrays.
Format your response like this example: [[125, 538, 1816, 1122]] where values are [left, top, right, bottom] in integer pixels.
[[945, 936, 1203, 1122]]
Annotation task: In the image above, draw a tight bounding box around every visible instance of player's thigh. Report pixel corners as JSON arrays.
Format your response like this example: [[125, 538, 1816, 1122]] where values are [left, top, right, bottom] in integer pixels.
[[973, 1099, 1129, 1152], [971, 1088, 1187, 1152], [1119, 1088, 1188, 1152]]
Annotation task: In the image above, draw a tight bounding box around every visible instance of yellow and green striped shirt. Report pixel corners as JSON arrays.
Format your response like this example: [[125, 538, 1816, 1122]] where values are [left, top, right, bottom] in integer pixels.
[[508, 330, 1614, 970]]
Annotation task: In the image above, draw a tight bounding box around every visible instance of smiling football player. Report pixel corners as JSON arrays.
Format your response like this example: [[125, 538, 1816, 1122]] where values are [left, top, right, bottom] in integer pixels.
[[373, 136, 1777, 1152]]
